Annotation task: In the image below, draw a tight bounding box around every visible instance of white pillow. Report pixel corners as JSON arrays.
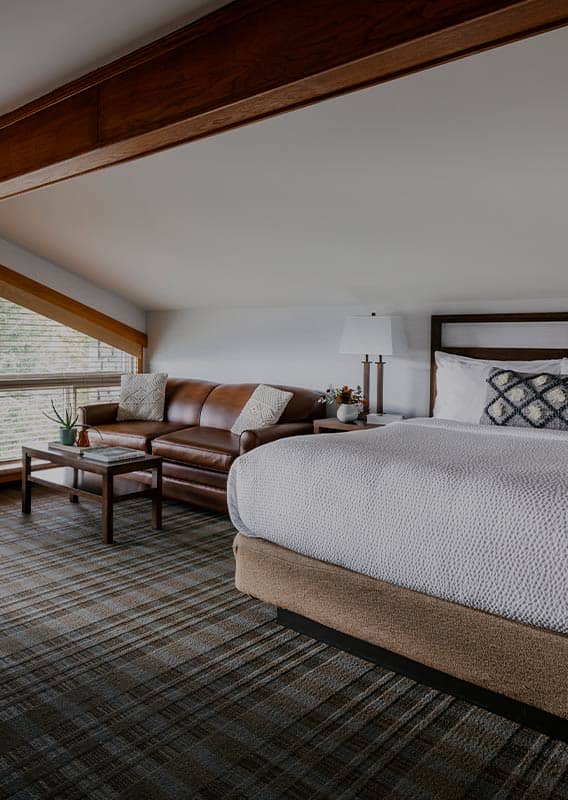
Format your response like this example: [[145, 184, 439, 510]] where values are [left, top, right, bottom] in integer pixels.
[[433, 352, 567, 424], [231, 384, 293, 435], [116, 373, 168, 422]]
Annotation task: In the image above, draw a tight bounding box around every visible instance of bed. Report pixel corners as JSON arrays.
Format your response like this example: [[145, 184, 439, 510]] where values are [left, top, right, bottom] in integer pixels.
[[228, 313, 568, 740]]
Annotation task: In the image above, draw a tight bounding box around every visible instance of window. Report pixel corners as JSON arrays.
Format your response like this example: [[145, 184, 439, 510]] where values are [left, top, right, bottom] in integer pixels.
[[0, 298, 136, 462]]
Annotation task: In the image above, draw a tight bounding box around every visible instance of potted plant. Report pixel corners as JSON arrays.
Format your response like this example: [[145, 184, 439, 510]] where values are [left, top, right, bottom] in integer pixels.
[[42, 400, 79, 445], [320, 385, 365, 423]]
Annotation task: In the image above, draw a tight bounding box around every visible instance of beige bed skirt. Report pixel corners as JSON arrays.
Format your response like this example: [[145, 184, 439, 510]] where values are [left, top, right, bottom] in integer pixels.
[[233, 533, 568, 719]]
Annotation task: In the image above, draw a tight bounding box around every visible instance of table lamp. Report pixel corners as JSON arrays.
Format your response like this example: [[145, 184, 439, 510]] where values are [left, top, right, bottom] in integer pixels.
[[339, 313, 408, 414]]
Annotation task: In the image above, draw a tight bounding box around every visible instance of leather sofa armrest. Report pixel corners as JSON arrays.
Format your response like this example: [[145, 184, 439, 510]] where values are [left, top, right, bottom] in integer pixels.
[[239, 422, 314, 455], [79, 402, 119, 426]]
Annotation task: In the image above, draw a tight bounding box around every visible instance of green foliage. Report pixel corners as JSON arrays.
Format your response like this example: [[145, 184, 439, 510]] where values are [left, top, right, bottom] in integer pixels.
[[42, 399, 78, 430]]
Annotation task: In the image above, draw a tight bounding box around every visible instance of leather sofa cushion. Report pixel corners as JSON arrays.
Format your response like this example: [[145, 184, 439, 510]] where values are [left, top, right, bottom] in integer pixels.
[[123, 469, 228, 513], [162, 461, 228, 490], [161, 478, 228, 514], [200, 383, 323, 431], [279, 385, 325, 423], [152, 427, 240, 472], [88, 422, 193, 452], [123, 462, 227, 490], [199, 385, 256, 430], [164, 379, 218, 425]]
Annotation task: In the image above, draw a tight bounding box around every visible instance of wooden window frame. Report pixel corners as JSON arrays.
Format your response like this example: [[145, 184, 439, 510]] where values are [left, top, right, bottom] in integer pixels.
[[0, 263, 147, 359], [0, 264, 147, 482]]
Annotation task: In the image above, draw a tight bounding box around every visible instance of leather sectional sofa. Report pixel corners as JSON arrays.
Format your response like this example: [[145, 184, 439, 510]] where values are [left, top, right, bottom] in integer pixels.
[[80, 378, 323, 513]]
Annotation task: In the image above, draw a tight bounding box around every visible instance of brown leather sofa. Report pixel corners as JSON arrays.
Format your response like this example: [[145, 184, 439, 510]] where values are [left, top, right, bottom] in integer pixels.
[[80, 379, 323, 513]]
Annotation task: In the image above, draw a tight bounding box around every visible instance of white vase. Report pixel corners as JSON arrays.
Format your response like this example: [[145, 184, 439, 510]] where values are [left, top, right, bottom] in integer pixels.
[[337, 403, 359, 423]]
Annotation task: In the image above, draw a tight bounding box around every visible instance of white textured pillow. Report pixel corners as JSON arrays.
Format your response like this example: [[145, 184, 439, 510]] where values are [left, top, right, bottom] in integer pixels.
[[116, 373, 168, 422], [433, 352, 565, 424], [231, 385, 293, 436]]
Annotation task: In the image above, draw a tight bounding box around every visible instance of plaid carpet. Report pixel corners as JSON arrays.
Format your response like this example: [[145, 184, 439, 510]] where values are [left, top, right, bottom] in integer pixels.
[[1, 487, 567, 800]]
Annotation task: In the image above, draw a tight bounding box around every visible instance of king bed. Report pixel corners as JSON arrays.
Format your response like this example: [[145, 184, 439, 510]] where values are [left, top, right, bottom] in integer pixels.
[[228, 313, 568, 740]]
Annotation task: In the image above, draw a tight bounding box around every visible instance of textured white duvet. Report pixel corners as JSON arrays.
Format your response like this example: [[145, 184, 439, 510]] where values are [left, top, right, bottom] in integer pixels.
[[228, 418, 568, 633]]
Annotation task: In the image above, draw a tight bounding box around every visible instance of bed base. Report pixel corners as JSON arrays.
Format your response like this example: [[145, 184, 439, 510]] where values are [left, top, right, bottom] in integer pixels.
[[277, 608, 568, 743], [234, 533, 568, 741]]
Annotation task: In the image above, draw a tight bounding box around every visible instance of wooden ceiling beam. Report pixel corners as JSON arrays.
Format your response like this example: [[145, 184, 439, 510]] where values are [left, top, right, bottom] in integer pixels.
[[1, 0, 567, 199]]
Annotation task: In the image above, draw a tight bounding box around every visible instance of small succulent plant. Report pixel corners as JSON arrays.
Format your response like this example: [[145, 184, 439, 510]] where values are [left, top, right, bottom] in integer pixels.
[[42, 400, 79, 430]]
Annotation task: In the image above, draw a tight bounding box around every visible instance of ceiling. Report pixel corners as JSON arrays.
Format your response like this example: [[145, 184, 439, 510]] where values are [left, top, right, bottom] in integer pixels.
[[0, 24, 567, 310], [0, 0, 228, 115]]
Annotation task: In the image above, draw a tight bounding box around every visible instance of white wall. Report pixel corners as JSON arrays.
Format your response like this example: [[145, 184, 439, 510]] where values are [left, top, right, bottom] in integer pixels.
[[0, 237, 145, 331], [148, 305, 428, 415], [148, 298, 568, 418]]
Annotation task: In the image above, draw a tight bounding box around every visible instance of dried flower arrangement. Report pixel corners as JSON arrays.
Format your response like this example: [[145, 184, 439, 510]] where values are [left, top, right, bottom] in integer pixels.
[[320, 385, 365, 406]]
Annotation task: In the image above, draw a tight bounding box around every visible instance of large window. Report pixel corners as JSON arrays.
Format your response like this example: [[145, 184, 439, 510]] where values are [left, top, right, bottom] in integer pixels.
[[0, 298, 136, 461]]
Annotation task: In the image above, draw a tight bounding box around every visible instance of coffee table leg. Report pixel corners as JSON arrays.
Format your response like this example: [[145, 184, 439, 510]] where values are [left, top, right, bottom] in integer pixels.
[[102, 474, 114, 545], [152, 463, 162, 530], [21, 451, 31, 514], [70, 468, 79, 503]]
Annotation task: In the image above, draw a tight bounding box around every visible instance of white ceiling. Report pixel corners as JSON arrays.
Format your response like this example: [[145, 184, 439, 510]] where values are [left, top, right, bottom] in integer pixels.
[[0, 25, 567, 310], [0, 0, 228, 114]]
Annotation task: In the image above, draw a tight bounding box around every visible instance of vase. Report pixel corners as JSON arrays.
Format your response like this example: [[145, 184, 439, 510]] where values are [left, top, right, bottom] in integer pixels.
[[76, 427, 90, 448], [336, 403, 359, 423], [59, 428, 76, 446]]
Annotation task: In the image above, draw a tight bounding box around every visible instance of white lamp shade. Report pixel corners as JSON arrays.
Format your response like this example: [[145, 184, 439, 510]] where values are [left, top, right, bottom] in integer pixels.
[[339, 315, 408, 356]]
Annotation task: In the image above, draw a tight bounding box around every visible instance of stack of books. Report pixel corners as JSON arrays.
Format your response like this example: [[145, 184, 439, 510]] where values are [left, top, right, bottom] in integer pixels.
[[48, 442, 92, 455], [82, 447, 147, 464], [48, 442, 147, 463]]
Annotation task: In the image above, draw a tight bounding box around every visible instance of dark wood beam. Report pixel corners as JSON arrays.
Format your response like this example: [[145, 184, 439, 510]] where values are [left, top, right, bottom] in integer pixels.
[[1, 0, 567, 199]]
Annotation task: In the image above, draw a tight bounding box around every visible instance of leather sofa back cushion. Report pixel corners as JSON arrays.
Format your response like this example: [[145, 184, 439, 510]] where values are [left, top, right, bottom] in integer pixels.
[[165, 379, 218, 425], [200, 383, 324, 430], [279, 385, 325, 423]]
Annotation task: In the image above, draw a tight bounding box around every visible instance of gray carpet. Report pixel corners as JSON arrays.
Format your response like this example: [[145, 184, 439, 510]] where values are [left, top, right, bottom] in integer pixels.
[[0, 486, 567, 800]]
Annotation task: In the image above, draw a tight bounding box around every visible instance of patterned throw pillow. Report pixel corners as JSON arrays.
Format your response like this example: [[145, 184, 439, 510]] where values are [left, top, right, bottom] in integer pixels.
[[481, 368, 568, 429], [231, 385, 293, 436], [116, 373, 168, 422]]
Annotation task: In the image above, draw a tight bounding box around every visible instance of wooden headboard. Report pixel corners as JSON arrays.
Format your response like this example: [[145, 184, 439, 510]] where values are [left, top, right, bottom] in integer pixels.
[[429, 312, 568, 415]]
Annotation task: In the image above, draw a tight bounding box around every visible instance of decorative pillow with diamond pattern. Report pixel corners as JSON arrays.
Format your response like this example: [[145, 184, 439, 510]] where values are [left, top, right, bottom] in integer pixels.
[[481, 368, 568, 429], [231, 385, 293, 436], [116, 373, 168, 422]]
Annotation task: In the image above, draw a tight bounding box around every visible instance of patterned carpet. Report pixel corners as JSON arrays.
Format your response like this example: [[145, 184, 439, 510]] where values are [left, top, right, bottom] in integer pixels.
[[1, 487, 567, 800]]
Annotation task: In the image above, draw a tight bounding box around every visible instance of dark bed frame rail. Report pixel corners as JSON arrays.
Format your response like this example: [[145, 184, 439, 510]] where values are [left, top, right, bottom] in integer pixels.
[[278, 609, 568, 743], [429, 311, 568, 415]]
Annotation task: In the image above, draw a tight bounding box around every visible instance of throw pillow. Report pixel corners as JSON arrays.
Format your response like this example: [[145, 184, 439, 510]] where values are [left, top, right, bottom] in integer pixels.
[[433, 351, 565, 424], [481, 368, 568, 429], [116, 373, 168, 422], [231, 384, 293, 436]]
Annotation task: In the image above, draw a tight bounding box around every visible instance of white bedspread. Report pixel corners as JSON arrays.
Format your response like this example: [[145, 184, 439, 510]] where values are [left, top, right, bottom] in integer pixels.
[[228, 418, 568, 633]]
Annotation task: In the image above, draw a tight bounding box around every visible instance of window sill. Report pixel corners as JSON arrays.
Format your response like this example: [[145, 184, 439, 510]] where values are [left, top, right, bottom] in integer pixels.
[[0, 459, 53, 484], [0, 461, 20, 483]]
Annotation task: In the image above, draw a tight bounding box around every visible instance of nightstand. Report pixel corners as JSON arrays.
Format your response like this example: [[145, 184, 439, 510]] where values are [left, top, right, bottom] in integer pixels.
[[313, 415, 403, 434]]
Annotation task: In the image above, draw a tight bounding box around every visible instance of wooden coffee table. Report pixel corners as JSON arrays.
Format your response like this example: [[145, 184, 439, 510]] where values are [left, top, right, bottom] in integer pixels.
[[21, 443, 162, 545]]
